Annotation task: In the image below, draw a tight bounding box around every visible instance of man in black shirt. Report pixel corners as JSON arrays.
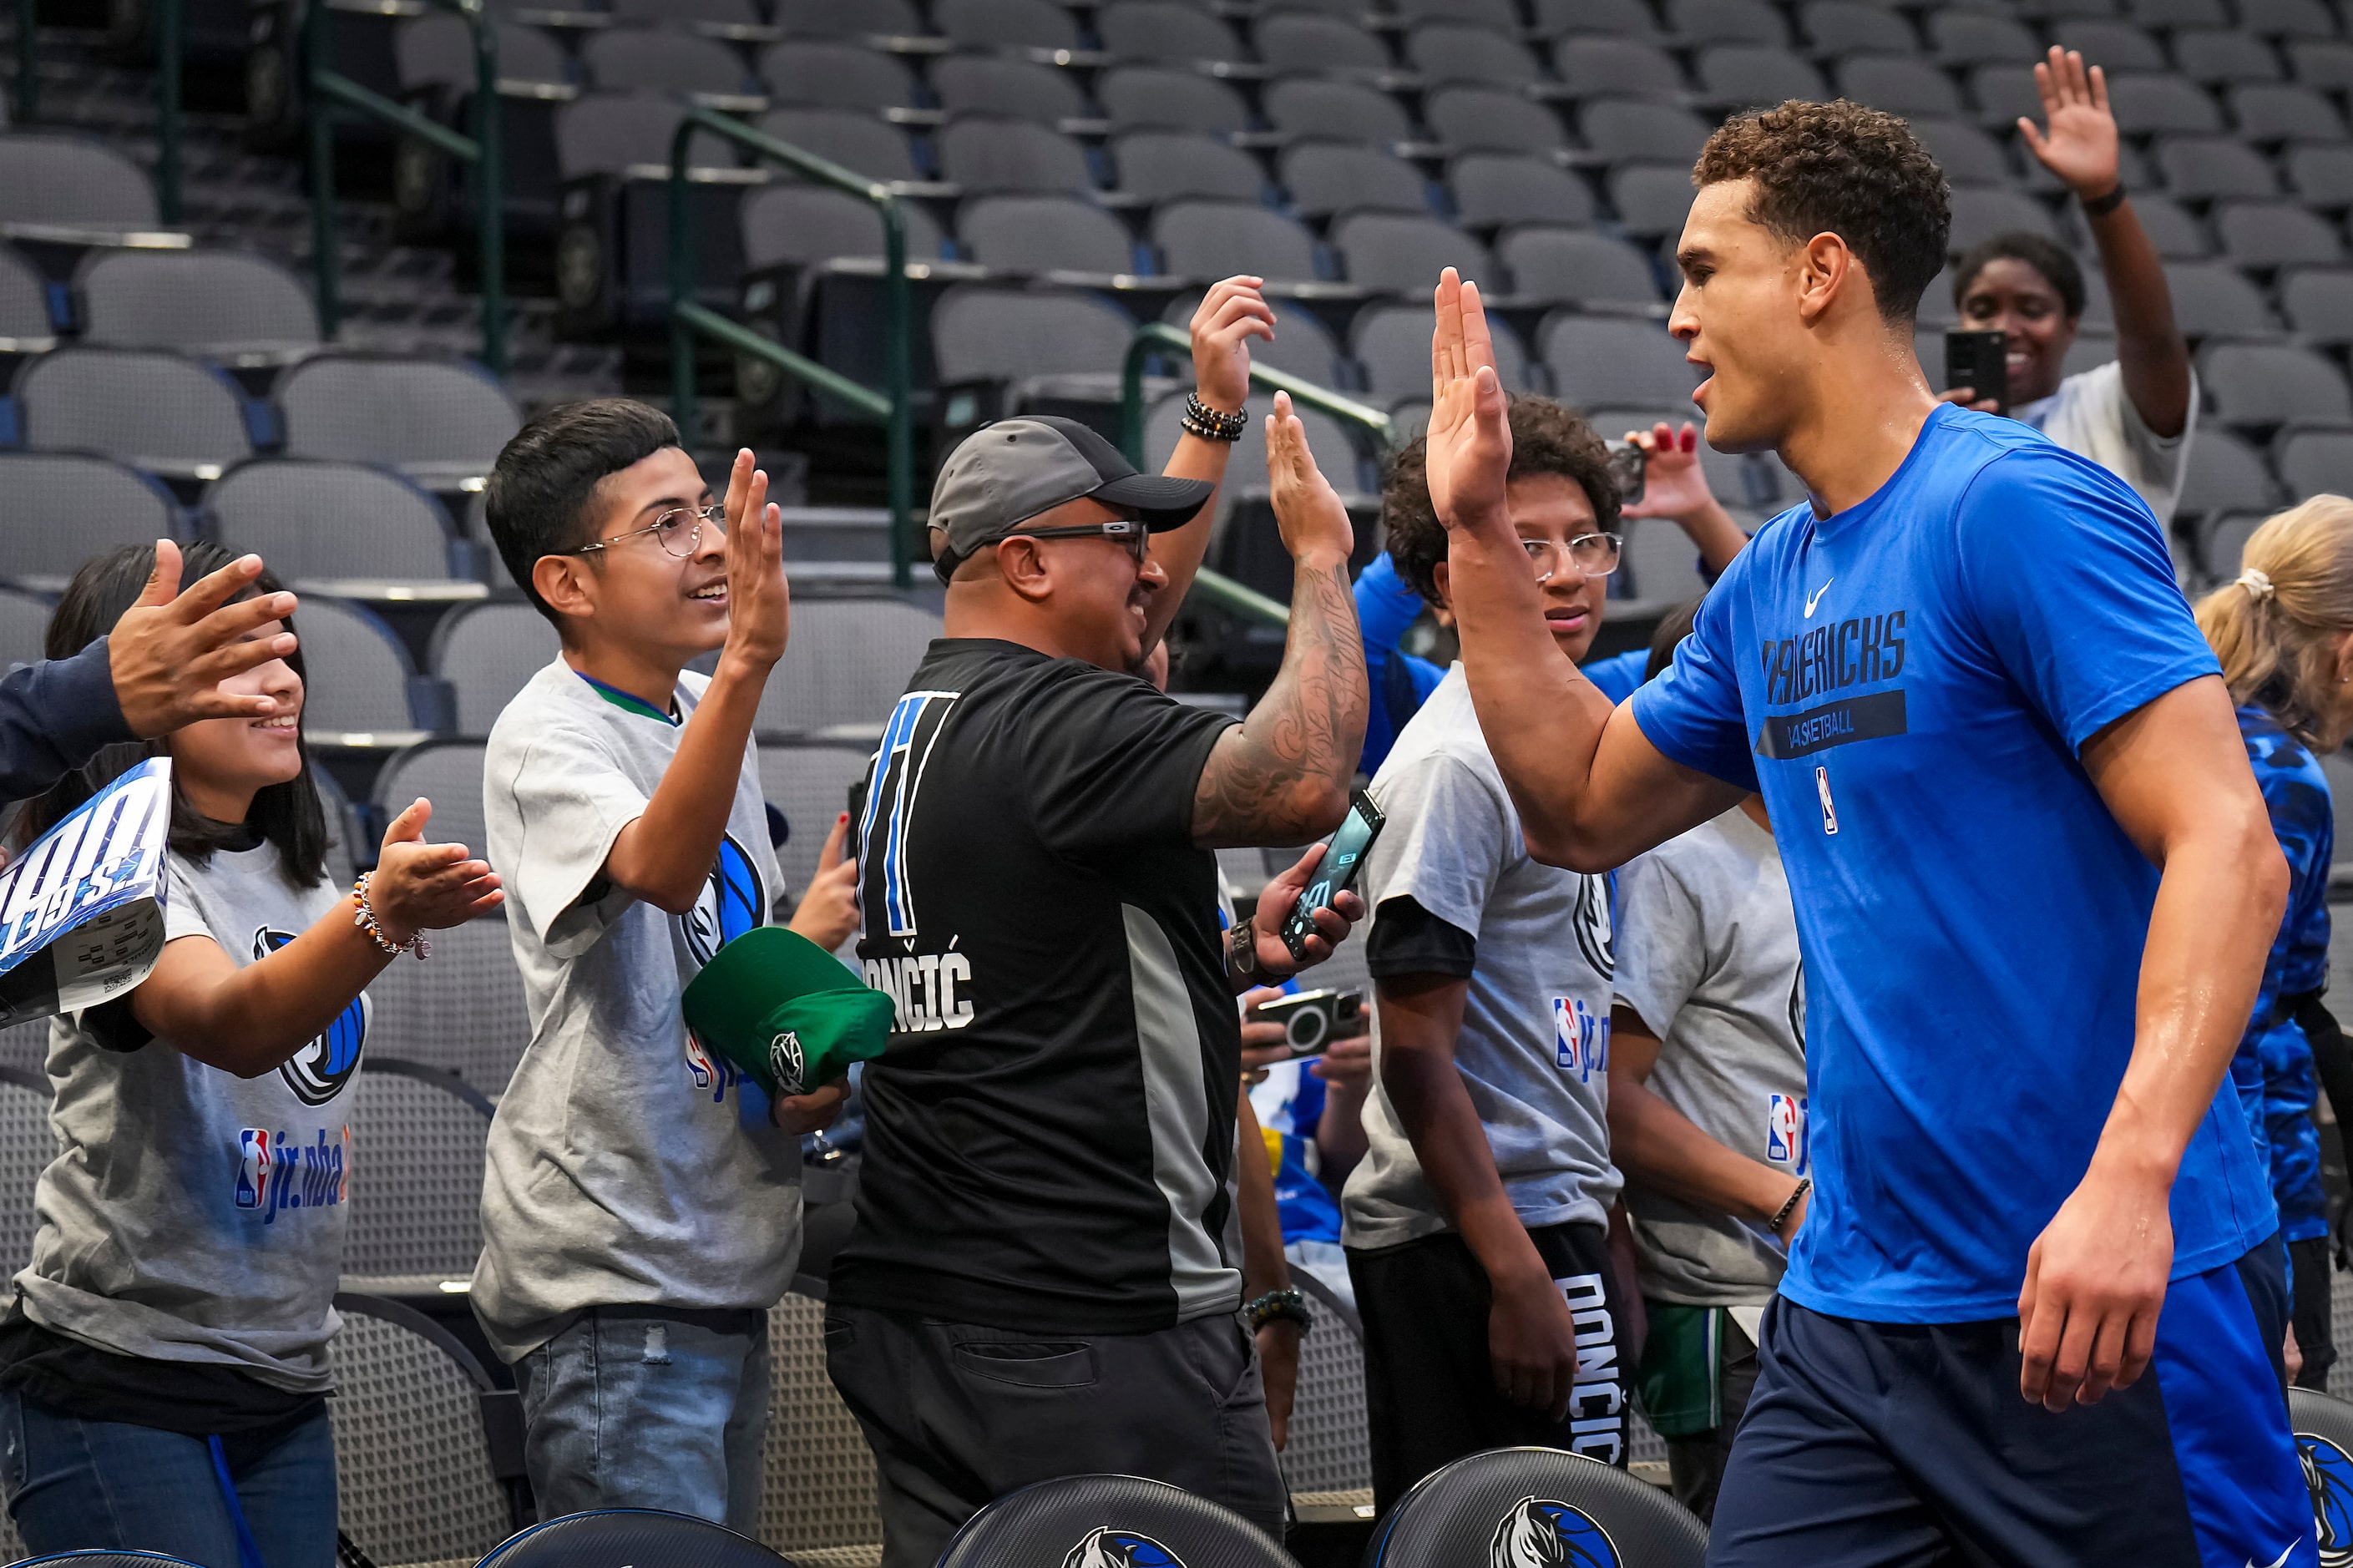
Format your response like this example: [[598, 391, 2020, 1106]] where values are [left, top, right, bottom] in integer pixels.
[[827, 278, 1371, 1565]]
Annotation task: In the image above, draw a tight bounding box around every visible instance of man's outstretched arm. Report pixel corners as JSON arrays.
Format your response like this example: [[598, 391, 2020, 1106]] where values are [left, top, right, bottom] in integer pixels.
[[1145, 277, 1278, 654], [1424, 270, 1740, 869], [2016, 674, 2286, 1412]]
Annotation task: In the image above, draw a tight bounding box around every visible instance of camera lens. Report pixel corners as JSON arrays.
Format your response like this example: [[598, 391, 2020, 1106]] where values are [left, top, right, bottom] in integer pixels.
[[1285, 1006, 1328, 1054]]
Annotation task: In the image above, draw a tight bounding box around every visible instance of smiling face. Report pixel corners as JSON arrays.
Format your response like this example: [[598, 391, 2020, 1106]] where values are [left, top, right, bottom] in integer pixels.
[[1956, 256, 2077, 407], [1670, 179, 1819, 456], [544, 446, 730, 668], [1434, 472, 1607, 660], [991, 494, 1169, 675], [168, 620, 304, 823]]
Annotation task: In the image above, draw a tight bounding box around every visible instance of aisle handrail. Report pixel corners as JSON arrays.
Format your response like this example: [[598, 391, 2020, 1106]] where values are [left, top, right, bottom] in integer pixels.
[[304, 0, 505, 374], [665, 105, 913, 589]]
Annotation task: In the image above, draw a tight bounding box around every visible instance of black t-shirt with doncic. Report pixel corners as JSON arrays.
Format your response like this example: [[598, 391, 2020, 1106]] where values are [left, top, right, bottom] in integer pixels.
[[832, 638, 1242, 1335]]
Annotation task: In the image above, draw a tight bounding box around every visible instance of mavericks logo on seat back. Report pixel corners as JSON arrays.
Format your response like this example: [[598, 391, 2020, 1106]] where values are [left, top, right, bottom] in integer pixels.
[[1062, 1526, 1184, 1568], [1489, 1495, 1619, 1568]]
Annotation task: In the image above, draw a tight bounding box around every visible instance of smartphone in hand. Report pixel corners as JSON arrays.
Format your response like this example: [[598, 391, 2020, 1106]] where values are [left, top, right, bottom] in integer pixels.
[[1280, 790, 1385, 964], [1944, 330, 2009, 416], [1252, 989, 1365, 1061]]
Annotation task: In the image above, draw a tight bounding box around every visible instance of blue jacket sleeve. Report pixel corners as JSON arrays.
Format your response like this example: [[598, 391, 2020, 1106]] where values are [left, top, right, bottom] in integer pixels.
[[0, 637, 134, 805]]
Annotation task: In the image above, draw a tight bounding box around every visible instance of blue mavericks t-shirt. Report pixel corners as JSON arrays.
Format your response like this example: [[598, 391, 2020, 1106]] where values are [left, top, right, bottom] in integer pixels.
[[1631, 403, 2275, 1323]]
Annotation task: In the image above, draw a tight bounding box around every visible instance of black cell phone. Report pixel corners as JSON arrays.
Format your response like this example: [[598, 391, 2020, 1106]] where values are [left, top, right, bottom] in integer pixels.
[[1281, 790, 1385, 964], [1943, 330, 2009, 416], [1252, 989, 1365, 1061], [1605, 438, 1647, 508]]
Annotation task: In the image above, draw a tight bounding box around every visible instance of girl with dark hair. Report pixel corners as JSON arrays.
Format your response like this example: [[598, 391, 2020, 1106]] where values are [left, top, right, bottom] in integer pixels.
[[0, 543, 504, 1561]]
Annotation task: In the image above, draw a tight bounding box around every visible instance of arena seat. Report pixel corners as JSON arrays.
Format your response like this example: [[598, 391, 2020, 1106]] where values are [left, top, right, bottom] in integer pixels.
[[2116, 190, 2217, 258], [1333, 212, 1493, 296], [2282, 266, 2353, 341], [1095, 2, 1249, 70], [1113, 131, 1268, 209], [1948, 187, 2062, 252], [770, 0, 925, 38], [1450, 154, 1597, 232], [752, 109, 924, 187], [397, 13, 569, 95], [1351, 303, 1531, 408], [2231, 81, 2348, 141], [579, 28, 762, 100], [1670, 0, 1791, 48], [16, 347, 254, 484], [935, 116, 1096, 196], [1839, 54, 1969, 119], [741, 185, 949, 272], [1283, 1272, 1374, 1501], [342, 1059, 493, 1285], [1252, 13, 1398, 82], [758, 1289, 888, 1560], [293, 596, 442, 737], [959, 194, 1138, 276], [276, 353, 522, 493], [1527, 0, 1662, 42], [1580, 100, 1714, 169], [1694, 44, 1831, 109], [206, 459, 465, 587], [428, 600, 560, 736], [1098, 65, 1253, 138], [754, 595, 944, 739], [369, 914, 530, 1094], [2163, 259, 2280, 336], [934, 0, 1082, 54], [1541, 316, 1704, 413], [1151, 200, 1324, 285], [2244, 0, 2340, 36], [937, 1474, 1299, 1568], [1366, 1447, 1707, 1567], [2176, 28, 2290, 87], [1404, 22, 1549, 93], [2053, 19, 2169, 74], [0, 1067, 53, 1286], [1608, 164, 1698, 240], [0, 453, 183, 591], [2154, 135, 2283, 201], [2219, 200, 2347, 268], [0, 587, 48, 671], [1800, 2, 1920, 58], [75, 248, 319, 367], [930, 57, 1093, 130], [1498, 227, 1663, 308], [1549, 37, 1689, 102], [0, 131, 161, 235], [757, 42, 922, 113], [1279, 143, 1433, 223], [2174, 429, 2282, 531], [1263, 78, 1418, 149], [482, 1509, 795, 1565], [1626, 515, 1714, 604], [2204, 341, 2353, 427], [2276, 428, 2353, 498], [1930, 12, 2043, 68], [1394, 0, 1522, 33], [930, 282, 1138, 417], [1424, 91, 1576, 162], [330, 1292, 527, 1565], [0, 242, 56, 352]]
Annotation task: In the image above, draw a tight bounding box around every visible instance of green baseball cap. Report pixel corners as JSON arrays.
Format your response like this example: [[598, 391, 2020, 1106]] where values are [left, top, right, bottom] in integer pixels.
[[682, 927, 896, 1100]]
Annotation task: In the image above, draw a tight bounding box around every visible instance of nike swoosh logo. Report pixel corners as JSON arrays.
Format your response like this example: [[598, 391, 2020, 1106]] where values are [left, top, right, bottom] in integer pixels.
[[2247, 1541, 2296, 1568], [1804, 579, 1834, 618]]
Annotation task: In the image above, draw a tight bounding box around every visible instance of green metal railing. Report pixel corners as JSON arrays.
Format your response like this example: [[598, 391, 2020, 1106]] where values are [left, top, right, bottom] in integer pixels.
[[666, 107, 914, 589], [305, 0, 505, 373], [14, 0, 183, 221], [1120, 320, 1394, 627]]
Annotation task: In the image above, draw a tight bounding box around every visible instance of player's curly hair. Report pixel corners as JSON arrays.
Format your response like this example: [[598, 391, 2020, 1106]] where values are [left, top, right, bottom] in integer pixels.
[[1381, 395, 1621, 610], [1693, 99, 1951, 326]]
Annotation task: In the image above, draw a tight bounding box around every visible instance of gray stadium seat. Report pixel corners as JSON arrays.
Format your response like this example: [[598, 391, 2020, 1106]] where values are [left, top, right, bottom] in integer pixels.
[[430, 599, 559, 736], [1253, 13, 1396, 80], [579, 28, 756, 98], [2195, 512, 2270, 583], [374, 739, 493, 888], [1161, 291, 1346, 386], [1801, 2, 1919, 56], [1152, 200, 1321, 284], [1930, 12, 2042, 67], [1908, 117, 2011, 185], [2243, 0, 2340, 36], [329, 1294, 522, 1567], [0, 452, 181, 589], [1581, 100, 1713, 167], [758, 42, 921, 111], [607, 0, 765, 28], [1543, 316, 1702, 412], [2288, 144, 2353, 205], [1969, 63, 2052, 128], [1112, 131, 1264, 207], [771, 0, 924, 35], [2281, 267, 2353, 341], [207, 460, 459, 585], [1263, 78, 1415, 148], [2120, 191, 2214, 256], [1550, 38, 1688, 102], [2052, 19, 2167, 73], [369, 915, 529, 1091], [0, 243, 55, 351], [298, 597, 432, 735], [76, 248, 318, 367], [2108, 73, 2227, 136], [2164, 260, 2280, 336], [1528, 0, 1662, 39], [2203, 341, 2353, 426], [2157, 136, 2281, 200], [1668, 0, 1790, 47], [0, 1071, 53, 1286], [1499, 227, 1662, 307], [343, 1059, 493, 1281], [1097, 65, 1251, 136], [1948, 187, 2060, 251], [740, 185, 948, 270], [2173, 29, 2288, 88], [930, 55, 1091, 129], [934, 0, 1080, 52], [1624, 513, 1711, 603], [1283, 1274, 1372, 1499], [1095, 1, 1245, 67], [1140, 391, 1370, 530], [2219, 200, 2345, 267], [1279, 142, 1430, 221], [554, 92, 732, 179], [0, 587, 48, 670], [2231, 83, 2345, 141], [757, 740, 877, 911], [1352, 302, 1531, 407], [1334, 212, 1489, 296], [276, 354, 523, 490], [1839, 55, 1966, 119], [2290, 39, 2353, 91], [959, 195, 1136, 276], [2277, 428, 2353, 499], [759, 1290, 887, 1559], [2128, 0, 2231, 27], [930, 283, 1136, 408], [1610, 163, 1698, 240], [755, 109, 921, 185], [2177, 427, 2280, 518], [1394, 0, 1521, 31], [400, 16, 567, 91], [1694, 45, 1829, 109], [1450, 154, 1597, 231], [1403, 23, 1546, 91], [936, 116, 1094, 195], [756, 596, 943, 736], [0, 131, 158, 231], [17, 347, 252, 482]]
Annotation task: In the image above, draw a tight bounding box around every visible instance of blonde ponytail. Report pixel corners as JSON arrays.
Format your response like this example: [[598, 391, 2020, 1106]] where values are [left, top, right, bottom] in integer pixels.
[[2193, 494, 2353, 750]]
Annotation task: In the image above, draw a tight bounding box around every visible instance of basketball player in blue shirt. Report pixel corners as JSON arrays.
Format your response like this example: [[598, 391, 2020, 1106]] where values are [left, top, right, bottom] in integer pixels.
[[1426, 100, 2309, 1565]]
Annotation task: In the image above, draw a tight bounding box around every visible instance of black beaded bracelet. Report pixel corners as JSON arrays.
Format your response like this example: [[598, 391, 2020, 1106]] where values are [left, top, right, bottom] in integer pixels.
[[1245, 1287, 1313, 1334], [1770, 1176, 1810, 1233], [1181, 392, 1247, 443], [2080, 183, 2127, 219]]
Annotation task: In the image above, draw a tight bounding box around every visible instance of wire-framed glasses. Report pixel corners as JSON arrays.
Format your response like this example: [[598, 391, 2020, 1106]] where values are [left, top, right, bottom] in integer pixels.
[[1522, 532, 1622, 582], [570, 503, 727, 559]]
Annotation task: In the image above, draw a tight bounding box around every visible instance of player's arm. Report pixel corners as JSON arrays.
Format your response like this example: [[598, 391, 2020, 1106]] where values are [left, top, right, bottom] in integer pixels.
[[605, 452, 786, 914], [129, 800, 503, 1075], [1142, 278, 1278, 655], [1378, 968, 1583, 1419], [1607, 1008, 1806, 1237], [1425, 270, 1741, 869], [2019, 673, 2286, 1411], [2019, 48, 2191, 438], [1192, 394, 1367, 849]]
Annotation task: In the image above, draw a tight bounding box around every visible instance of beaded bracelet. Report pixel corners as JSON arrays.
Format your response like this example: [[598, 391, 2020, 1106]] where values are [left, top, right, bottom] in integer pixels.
[[352, 872, 431, 961], [1180, 392, 1247, 443], [1245, 1287, 1313, 1335], [1770, 1176, 1811, 1234]]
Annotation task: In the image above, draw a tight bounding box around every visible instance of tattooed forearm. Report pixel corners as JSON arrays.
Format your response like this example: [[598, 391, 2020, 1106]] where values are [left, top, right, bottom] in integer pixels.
[[1192, 559, 1368, 847]]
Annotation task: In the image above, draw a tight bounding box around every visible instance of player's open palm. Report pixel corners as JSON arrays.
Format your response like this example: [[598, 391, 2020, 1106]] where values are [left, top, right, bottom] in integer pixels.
[[1425, 268, 1513, 535], [2019, 48, 2118, 198], [371, 797, 505, 935], [2016, 1162, 2172, 1413], [721, 448, 791, 670], [1265, 391, 1354, 566], [787, 812, 859, 952]]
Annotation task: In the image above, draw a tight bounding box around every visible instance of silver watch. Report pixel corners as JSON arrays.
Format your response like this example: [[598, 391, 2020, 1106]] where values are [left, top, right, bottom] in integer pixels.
[[1230, 918, 1266, 981]]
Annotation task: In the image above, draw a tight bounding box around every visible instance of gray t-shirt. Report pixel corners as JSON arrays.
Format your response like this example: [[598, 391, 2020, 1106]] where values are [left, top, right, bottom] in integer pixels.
[[1612, 808, 1807, 1306], [1341, 665, 1620, 1250], [15, 843, 366, 1392], [472, 660, 797, 1360], [2014, 359, 2197, 525]]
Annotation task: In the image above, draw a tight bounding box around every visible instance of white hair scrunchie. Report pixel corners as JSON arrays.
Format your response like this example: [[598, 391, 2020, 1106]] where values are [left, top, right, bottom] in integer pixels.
[[2239, 567, 2276, 602]]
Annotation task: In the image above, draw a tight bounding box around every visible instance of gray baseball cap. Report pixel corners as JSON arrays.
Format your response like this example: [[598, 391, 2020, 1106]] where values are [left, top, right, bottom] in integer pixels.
[[929, 416, 1215, 585]]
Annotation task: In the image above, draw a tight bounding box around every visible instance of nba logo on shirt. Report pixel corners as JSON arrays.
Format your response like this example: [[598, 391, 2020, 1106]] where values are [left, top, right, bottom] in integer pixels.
[[1554, 998, 1610, 1083], [234, 1128, 271, 1211], [1768, 1094, 1808, 1172], [682, 1029, 737, 1104]]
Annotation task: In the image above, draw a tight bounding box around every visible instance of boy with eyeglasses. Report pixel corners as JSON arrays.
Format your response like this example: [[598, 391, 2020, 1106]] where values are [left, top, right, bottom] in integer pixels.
[[1340, 395, 1636, 1507], [471, 399, 861, 1526]]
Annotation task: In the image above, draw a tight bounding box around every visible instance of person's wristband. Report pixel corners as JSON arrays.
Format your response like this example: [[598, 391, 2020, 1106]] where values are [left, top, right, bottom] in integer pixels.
[[1182, 392, 1247, 443], [2079, 183, 2127, 218], [1231, 917, 1293, 983], [1770, 1176, 1810, 1235], [1245, 1287, 1312, 1334], [352, 873, 430, 961]]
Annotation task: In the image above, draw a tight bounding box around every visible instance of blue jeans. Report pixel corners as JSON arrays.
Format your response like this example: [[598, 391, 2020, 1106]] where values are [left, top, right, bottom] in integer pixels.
[[0, 1388, 337, 1566], [516, 1306, 769, 1533]]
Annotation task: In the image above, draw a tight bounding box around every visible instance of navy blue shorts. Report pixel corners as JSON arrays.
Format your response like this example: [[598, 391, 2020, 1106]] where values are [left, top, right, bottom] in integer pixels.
[[1710, 1237, 2314, 1567]]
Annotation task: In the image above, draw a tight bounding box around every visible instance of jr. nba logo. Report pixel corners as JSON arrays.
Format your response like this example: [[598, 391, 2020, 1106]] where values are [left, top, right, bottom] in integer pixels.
[[1768, 1093, 1809, 1173], [1554, 997, 1609, 1084]]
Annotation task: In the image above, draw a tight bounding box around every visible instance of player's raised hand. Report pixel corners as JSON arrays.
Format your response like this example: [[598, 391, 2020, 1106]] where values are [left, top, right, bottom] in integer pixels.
[[2016, 1158, 2171, 1413], [369, 797, 505, 942], [1426, 268, 1513, 535], [721, 448, 791, 671], [1265, 391, 1354, 568], [110, 542, 302, 736], [2019, 47, 2119, 200], [787, 812, 860, 952], [1189, 276, 1275, 417]]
